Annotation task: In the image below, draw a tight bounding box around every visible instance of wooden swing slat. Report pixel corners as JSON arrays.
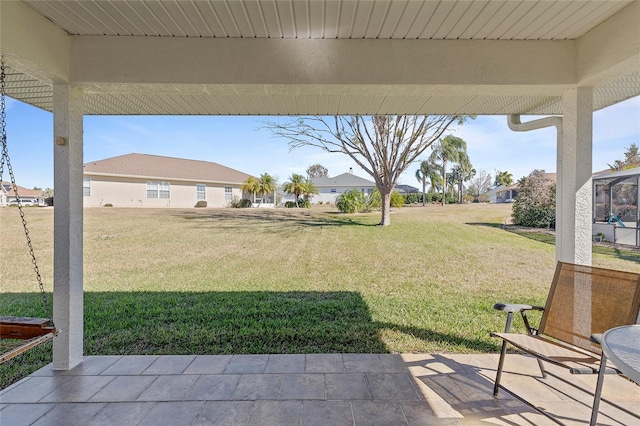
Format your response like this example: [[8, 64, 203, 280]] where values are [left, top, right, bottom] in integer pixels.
[[0, 332, 56, 364], [0, 316, 55, 339]]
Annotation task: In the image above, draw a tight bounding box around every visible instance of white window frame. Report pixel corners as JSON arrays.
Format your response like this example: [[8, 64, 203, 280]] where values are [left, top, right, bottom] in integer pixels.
[[83, 176, 91, 197], [147, 181, 170, 199], [224, 186, 233, 203], [196, 184, 206, 200]]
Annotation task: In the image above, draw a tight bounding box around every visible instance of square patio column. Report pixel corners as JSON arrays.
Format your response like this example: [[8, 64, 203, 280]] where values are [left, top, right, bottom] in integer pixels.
[[556, 87, 593, 265], [52, 84, 84, 370]]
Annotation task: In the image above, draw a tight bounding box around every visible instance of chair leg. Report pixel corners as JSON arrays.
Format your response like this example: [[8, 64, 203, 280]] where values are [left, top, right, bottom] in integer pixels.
[[590, 353, 608, 426], [520, 311, 546, 378], [494, 311, 514, 396], [536, 358, 547, 379], [494, 340, 508, 396]]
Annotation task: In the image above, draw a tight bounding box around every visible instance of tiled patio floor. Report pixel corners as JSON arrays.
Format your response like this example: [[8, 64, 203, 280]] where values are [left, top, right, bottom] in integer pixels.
[[1, 353, 638, 425]]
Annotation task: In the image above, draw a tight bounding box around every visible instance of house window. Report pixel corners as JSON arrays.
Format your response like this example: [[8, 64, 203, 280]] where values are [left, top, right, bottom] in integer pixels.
[[147, 181, 170, 199], [196, 184, 206, 200], [83, 177, 90, 197], [224, 186, 233, 202], [330, 189, 336, 193], [159, 182, 170, 199]]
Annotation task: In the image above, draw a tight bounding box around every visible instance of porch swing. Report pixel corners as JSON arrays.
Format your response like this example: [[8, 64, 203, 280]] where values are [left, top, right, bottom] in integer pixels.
[[0, 59, 57, 364]]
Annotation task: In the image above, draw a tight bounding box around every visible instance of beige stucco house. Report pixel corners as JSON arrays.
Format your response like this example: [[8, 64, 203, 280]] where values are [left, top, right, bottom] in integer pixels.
[[311, 169, 377, 204], [83, 153, 252, 208], [1, 182, 46, 206]]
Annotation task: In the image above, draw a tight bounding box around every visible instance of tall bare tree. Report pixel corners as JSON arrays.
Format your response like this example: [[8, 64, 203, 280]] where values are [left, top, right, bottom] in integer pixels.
[[306, 164, 329, 179], [264, 115, 464, 225], [468, 169, 492, 199]]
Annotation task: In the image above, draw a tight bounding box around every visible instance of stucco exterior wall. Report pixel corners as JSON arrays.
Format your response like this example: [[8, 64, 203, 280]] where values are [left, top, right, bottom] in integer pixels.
[[83, 175, 243, 208], [315, 185, 375, 205]]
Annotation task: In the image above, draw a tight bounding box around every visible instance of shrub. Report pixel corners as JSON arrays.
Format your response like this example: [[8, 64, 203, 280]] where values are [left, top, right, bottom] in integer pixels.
[[512, 170, 556, 228], [390, 191, 404, 208], [194, 200, 207, 208], [103, 203, 113, 207], [318, 201, 323, 205], [463, 195, 475, 203], [297, 199, 311, 208], [336, 189, 366, 213], [44, 197, 54, 206], [284, 201, 297, 208], [477, 194, 489, 203], [367, 189, 382, 211], [231, 198, 253, 208], [403, 193, 422, 204]]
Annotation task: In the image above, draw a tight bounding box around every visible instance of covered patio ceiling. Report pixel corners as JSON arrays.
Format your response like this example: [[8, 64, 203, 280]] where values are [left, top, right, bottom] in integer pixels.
[[1, 0, 639, 116]]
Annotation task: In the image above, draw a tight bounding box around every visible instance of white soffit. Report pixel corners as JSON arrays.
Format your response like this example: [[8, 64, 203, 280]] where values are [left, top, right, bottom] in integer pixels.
[[3, 0, 640, 116], [22, 0, 631, 40]]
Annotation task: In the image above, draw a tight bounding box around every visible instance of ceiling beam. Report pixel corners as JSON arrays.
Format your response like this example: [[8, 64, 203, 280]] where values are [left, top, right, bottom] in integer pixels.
[[577, 1, 640, 87], [0, 0, 71, 83], [71, 37, 576, 94]]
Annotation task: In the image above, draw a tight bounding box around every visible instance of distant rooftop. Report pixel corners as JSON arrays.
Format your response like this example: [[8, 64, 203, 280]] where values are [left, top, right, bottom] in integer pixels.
[[84, 153, 252, 184], [312, 172, 375, 188]]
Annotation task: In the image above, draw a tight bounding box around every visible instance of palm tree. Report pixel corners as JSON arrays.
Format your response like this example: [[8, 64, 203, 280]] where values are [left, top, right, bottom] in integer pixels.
[[494, 170, 513, 187], [282, 173, 306, 207], [429, 135, 468, 206], [241, 176, 260, 203], [257, 173, 277, 205], [300, 178, 319, 203], [450, 159, 474, 203], [415, 160, 441, 206]]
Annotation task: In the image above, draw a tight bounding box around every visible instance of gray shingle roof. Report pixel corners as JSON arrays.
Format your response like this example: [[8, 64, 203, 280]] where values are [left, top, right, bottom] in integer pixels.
[[312, 172, 375, 187], [83, 153, 252, 184]]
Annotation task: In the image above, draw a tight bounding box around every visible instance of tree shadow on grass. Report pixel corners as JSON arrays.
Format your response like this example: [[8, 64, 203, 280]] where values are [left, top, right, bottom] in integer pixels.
[[1, 291, 495, 388], [465, 222, 504, 229], [178, 209, 380, 230], [469, 222, 640, 263]]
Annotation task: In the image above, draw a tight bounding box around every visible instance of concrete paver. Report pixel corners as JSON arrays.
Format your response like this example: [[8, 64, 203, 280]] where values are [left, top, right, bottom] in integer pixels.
[[0, 353, 637, 425]]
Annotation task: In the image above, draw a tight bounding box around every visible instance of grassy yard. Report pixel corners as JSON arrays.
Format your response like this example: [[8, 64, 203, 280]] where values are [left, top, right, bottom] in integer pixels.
[[2, 203, 639, 388]]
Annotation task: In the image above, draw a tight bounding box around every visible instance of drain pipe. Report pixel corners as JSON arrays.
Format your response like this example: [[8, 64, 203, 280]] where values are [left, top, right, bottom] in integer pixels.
[[507, 114, 562, 135], [507, 114, 562, 187], [507, 114, 564, 262]]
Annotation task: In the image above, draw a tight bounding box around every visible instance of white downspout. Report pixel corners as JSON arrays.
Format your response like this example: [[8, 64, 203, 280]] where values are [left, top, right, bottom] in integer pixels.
[[507, 114, 562, 134], [507, 114, 564, 261]]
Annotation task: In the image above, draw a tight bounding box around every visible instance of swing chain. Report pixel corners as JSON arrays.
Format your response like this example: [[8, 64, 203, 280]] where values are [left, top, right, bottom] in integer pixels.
[[0, 59, 53, 325]]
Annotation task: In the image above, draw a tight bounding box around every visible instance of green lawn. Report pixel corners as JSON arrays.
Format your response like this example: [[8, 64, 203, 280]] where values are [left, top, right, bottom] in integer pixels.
[[2, 204, 639, 389]]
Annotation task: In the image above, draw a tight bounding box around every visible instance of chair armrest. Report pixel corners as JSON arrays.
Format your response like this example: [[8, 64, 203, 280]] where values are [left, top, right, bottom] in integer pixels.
[[493, 303, 544, 313], [493, 303, 544, 334]]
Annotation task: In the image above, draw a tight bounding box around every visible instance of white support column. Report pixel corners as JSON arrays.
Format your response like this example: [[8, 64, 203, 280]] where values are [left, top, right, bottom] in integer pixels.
[[556, 87, 593, 265], [52, 84, 84, 370]]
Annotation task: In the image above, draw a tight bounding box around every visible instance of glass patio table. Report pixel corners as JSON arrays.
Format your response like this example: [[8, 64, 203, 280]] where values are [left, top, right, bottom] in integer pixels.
[[590, 324, 640, 426]]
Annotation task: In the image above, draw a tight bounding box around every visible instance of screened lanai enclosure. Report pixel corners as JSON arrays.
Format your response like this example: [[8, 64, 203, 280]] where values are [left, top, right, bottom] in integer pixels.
[[593, 167, 640, 246]]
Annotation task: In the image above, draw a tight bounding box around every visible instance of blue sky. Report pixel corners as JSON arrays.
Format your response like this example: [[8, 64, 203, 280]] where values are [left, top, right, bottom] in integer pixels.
[[3, 95, 639, 190]]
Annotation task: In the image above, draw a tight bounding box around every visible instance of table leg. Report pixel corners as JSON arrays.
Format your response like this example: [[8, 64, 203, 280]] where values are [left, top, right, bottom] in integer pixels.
[[590, 352, 608, 426]]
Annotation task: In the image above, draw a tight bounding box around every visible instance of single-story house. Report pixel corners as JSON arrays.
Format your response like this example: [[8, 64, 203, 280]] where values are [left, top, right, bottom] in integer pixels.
[[485, 185, 505, 203], [395, 184, 420, 194], [0, 182, 46, 206], [311, 168, 376, 204], [495, 173, 557, 203], [83, 153, 252, 208]]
